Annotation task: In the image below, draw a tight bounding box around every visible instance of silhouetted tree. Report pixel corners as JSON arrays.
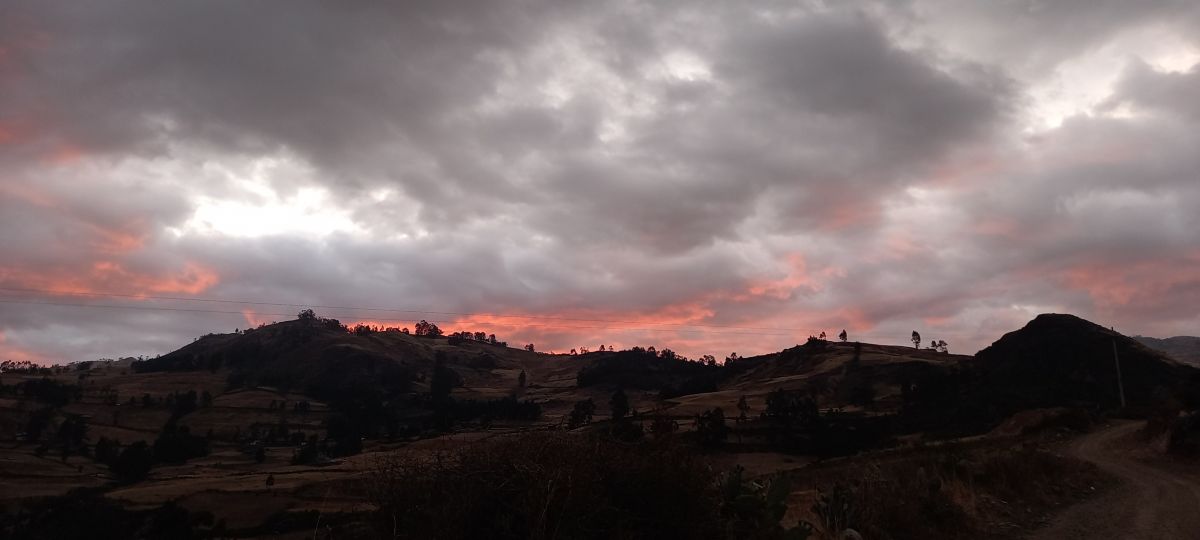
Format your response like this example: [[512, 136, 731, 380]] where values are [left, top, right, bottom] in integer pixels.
[[57, 415, 88, 459], [297, 309, 316, 321], [911, 331, 921, 349], [153, 423, 209, 463], [524, 343, 535, 352], [414, 320, 443, 337], [113, 441, 153, 482], [327, 413, 363, 456], [24, 407, 54, 441], [695, 408, 727, 448], [431, 359, 456, 405], [610, 389, 630, 421], [94, 436, 118, 465], [737, 395, 751, 422], [567, 399, 595, 429], [839, 329, 848, 342]]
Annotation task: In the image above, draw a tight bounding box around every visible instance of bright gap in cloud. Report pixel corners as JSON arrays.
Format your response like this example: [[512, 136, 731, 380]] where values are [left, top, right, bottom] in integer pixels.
[[178, 187, 363, 238], [1024, 26, 1200, 132]]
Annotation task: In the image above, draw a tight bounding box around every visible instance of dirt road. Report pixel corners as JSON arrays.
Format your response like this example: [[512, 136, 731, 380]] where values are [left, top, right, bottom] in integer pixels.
[[1031, 421, 1200, 540]]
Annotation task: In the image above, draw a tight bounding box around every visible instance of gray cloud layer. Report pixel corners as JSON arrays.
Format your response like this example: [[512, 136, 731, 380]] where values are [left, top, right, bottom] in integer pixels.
[[1, 1, 1198, 362]]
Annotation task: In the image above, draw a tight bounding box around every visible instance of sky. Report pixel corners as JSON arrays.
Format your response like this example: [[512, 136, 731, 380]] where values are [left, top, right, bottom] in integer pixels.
[[1, 0, 1199, 364]]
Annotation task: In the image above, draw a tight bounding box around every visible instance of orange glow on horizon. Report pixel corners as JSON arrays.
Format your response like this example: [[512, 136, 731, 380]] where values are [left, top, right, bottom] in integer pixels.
[[0, 331, 52, 365]]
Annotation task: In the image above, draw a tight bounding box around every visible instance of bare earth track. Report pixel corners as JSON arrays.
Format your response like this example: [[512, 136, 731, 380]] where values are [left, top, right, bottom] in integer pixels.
[[1032, 421, 1200, 540]]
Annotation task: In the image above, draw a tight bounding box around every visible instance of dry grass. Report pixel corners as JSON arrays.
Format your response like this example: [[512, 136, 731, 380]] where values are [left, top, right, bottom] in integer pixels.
[[779, 441, 1113, 539]]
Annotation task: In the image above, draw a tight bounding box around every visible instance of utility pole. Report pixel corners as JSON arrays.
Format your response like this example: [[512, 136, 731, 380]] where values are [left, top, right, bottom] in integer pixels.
[[1112, 339, 1126, 409]]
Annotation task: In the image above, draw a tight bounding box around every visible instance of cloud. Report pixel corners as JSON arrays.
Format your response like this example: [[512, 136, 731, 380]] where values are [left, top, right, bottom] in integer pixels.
[[0, 1, 1198, 363]]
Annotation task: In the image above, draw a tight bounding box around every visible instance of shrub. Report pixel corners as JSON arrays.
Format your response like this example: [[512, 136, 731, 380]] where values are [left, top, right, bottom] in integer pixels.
[[567, 398, 596, 429], [696, 408, 728, 448], [153, 423, 209, 464], [113, 442, 154, 483], [1169, 411, 1200, 457]]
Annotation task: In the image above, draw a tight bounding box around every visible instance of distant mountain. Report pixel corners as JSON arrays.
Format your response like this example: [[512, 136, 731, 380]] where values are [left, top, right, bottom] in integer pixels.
[[1134, 335, 1200, 368], [973, 314, 1199, 410]]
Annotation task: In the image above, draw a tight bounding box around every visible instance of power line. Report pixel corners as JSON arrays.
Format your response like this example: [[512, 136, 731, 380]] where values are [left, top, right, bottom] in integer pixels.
[[0, 286, 803, 333], [0, 298, 804, 338], [0, 286, 981, 341]]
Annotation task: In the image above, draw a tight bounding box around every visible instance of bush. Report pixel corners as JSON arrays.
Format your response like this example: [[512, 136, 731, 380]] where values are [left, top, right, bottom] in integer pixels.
[[567, 399, 595, 429], [113, 442, 154, 482], [696, 408, 728, 449], [1169, 411, 1200, 457], [153, 424, 209, 464]]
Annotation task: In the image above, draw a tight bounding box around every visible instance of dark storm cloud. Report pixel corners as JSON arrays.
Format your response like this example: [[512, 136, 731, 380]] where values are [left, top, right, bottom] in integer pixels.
[[1, 1, 1198, 363]]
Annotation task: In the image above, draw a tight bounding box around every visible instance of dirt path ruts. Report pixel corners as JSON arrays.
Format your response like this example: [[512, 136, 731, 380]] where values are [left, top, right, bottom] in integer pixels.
[[1030, 421, 1200, 540]]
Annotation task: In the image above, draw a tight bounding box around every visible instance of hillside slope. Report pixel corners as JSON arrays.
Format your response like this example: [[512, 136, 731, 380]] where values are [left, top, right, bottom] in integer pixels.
[[1134, 335, 1200, 368]]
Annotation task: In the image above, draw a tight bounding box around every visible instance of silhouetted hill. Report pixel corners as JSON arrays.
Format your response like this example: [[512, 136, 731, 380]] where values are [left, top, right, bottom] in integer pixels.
[[132, 318, 530, 403], [1134, 335, 1200, 368], [973, 314, 1200, 411], [727, 339, 967, 387]]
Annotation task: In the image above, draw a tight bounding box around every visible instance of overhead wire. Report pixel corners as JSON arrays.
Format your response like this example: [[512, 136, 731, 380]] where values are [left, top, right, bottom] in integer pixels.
[[0, 298, 802, 337], [0, 286, 979, 342], [0, 286, 802, 333]]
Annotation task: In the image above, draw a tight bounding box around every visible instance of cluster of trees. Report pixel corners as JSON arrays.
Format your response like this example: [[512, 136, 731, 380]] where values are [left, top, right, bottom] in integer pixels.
[[28, 412, 90, 462], [447, 331, 504, 346], [694, 408, 728, 448], [427, 357, 540, 432], [0, 360, 52, 374], [294, 309, 347, 332], [268, 399, 312, 412], [576, 348, 724, 393], [567, 398, 596, 429], [567, 345, 613, 355], [242, 418, 314, 448], [757, 388, 894, 457], [153, 423, 210, 464], [413, 320, 443, 337], [2, 377, 82, 407], [87, 424, 211, 483]]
